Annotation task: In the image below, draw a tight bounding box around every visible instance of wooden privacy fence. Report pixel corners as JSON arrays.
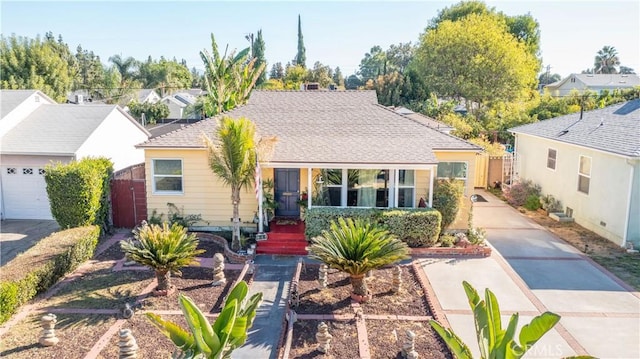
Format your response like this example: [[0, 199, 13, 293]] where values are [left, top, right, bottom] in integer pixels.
[[111, 163, 147, 228]]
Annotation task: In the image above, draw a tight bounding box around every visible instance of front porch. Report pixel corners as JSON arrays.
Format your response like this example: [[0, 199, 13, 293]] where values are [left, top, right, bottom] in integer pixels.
[[256, 218, 308, 255]]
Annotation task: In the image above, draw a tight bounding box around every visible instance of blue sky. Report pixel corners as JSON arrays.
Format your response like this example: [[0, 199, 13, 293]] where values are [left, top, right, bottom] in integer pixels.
[[1, 1, 638, 78]]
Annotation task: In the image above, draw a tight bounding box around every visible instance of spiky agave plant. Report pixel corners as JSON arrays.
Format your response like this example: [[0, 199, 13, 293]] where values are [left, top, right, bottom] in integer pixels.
[[120, 222, 204, 292], [146, 281, 262, 359], [307, 217, 410, 302]]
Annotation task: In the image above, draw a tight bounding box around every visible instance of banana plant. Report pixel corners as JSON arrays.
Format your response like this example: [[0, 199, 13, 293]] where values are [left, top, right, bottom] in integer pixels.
[[146, 280, 262, 359], [430, 281, 561, 359]]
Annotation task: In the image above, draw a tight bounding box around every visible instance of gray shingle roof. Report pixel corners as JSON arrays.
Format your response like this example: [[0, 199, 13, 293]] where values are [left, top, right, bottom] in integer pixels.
[[1, 105, 119, 155], [546, 74, 640, 90], [138, 90, 479, 165], [510, 99, 640, 157], [1, 90, 55, 119]]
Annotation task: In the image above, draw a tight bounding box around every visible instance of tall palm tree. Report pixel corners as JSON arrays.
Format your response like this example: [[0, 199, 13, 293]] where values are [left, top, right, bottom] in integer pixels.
[[204, 117, 276, 251], [108, 54, 138, 81], [120, 222, 204, 293], [308, 218, 411, 302], [594, 46, 620, 74], [197, 34, 266, 117]]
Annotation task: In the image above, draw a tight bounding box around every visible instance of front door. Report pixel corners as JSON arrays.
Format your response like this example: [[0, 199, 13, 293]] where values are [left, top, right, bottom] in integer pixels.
[[274, 168, 300, 217]]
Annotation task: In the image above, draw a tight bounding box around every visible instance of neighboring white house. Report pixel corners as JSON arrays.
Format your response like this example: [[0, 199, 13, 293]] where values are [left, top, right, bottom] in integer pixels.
[[509, 99, 640, 248], [544, 74, 640, 97], [0, 90, 150, 220], [161, 92, 200, 119]]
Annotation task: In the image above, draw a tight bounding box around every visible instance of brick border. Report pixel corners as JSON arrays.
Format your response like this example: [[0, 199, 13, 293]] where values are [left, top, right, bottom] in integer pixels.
[[195, 232, 255, 264], [412, 261, 450, 329], [411, 245, 491, 257]]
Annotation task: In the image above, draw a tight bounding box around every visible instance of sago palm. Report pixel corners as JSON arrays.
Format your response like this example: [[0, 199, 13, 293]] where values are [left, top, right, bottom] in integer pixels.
[[146, 281, 262, 359], [308, 218, 410, 302], [120, 222, 204, 292]]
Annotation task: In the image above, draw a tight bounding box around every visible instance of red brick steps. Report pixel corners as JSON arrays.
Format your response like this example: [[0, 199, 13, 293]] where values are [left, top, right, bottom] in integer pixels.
[[257, 220, 308, 255]]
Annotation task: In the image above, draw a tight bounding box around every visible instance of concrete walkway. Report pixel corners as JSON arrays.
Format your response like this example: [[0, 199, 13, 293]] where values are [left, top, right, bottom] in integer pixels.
[[233, 255, 300, 359], [1, 219, 59, 266], [418, 190, 640, 359]]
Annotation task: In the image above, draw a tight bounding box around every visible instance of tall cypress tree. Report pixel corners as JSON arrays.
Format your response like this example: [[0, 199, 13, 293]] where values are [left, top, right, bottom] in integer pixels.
[[295, 15, 306, 68], [253, 30, 267, 85]]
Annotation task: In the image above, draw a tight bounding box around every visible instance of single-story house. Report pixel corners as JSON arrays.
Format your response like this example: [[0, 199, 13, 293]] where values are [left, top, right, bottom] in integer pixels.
[[0, 90, 150, 220], [161, 92, 200, 120], [509, 99, 640, 248], [544, 74, 640, 97], [137, 90, 481, 228]]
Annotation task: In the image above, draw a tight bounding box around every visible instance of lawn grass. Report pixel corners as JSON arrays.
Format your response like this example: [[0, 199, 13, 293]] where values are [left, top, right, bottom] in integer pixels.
[[590, 254, 640, 291]]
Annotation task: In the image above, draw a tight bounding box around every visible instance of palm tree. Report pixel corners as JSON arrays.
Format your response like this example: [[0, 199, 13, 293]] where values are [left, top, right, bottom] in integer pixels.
[[108, 54, 138, 81], [594, 46, 620, 74], [307, 218, 411, 302], [196, 34, 266, 117], [204, 117, 276, 251], [120, 222, 204, 293]]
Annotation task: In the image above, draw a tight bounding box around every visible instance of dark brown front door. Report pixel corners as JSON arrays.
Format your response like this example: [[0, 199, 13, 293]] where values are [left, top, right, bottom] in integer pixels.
[[274, 168, 300, 217]]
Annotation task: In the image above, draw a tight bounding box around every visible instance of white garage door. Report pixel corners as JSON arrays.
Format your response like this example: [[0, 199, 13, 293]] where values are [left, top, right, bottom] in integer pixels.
[[1, 166, 53, 219]]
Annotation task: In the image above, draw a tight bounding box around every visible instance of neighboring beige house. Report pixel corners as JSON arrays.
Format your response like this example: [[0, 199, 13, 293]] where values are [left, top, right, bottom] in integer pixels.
[[0, 90, 150, 220], [510, 99, 640, 248], [137, 90, 481, 230], [545, 74, 640, 97]]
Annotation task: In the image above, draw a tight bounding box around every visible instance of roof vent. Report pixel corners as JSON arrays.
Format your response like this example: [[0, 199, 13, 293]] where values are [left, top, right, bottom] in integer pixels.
[[305, 83, 320, 90], [75, 94, 84, 104]]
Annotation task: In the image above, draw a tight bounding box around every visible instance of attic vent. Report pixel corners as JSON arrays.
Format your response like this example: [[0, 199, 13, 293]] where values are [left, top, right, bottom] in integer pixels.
[[305, 83, 320, 90]]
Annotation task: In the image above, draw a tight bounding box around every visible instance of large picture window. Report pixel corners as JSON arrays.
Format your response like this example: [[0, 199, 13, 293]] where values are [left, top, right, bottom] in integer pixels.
[[397, 170, 415, 208], [547, 148, 557, 170], [347, 169, 389, 207], [153, 159, 183, 193], [578, 156, 591, 194], [437, 162, 467, 179], [313, 169, 342, 206]]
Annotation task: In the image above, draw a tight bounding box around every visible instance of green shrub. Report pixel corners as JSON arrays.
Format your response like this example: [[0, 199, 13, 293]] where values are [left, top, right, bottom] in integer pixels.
[[381, 209, 441, 247], [540, 194, 562, 213], [438, 234, 456, 247], [45, 157, 113, 231], [305, 207, 441, 248], [524, 194, 541, 211], [0, 226, 100, 324], [504, 179, 541, 207], [432, 179, 464, 232], [305, 207, 380, 239]]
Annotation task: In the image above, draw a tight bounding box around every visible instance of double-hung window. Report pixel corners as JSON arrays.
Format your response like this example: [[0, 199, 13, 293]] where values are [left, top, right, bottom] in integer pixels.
[[578, 156, 591, 194], [397, 170, 415, 208], [153, 159, 183, 194], [437, 162, 467, 179], [547, 149, 557, 170]]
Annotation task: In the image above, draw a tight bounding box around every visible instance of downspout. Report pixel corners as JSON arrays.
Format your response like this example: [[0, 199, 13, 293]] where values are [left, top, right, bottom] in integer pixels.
[[428, 165, 435, 207], [622, 159, 636, 248]]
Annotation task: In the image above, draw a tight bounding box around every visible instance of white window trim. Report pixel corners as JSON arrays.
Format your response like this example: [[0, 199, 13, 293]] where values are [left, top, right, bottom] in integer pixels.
[[152, 158, 184, 195], [396, 169, 416, 208], [577, 155, 591, 195], [547, 148, 557, 171], [436, 161, 468, 180]]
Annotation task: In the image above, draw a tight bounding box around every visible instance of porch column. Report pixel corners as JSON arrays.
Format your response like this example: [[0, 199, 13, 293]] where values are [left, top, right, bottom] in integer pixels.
[[393, 169, 399, 207], [428, 165, 435, 207], [307, 167, 312, 209]]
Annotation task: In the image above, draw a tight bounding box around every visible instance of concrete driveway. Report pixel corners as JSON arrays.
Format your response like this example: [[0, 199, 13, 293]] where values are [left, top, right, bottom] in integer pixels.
[[418, 190, 640, 359], [1, 219, 59, 266]]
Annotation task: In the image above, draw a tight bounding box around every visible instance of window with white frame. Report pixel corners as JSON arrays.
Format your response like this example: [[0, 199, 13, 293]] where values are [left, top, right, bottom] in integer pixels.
[[547, 148, 557, 170], [347, 169, 389, 207], [437, 162, 467, 179], [153, 159, 183, 193], [578, 156, 591, 194], [397, 170, 415, 208], [313, 169, 342, 206]]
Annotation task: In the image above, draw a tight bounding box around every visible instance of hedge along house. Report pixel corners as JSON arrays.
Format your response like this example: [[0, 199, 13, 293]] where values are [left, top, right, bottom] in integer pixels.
[[136, 90, 481, 234]]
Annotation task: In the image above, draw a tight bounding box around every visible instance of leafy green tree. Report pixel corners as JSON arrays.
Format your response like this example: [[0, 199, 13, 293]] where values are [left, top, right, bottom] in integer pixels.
[[128, 101, 170, 125], [146, 281, 262, 358], [386, 42, 415, 73], [345, 74, 363, 90], [269, 62, 285, 79], [259, 78, 285, 90], [430, 281, 561, 359], [594, 45, 621, 74], [538, 71, 561, 86], [197, 34, 265, 117], [74, 45, 106, 97], [307, 218, 410, 302], [204, 117, 276, 251], [306, 61, 333, 88], [620, 66, 636, 74], [120, 223, 205, 292], [414, 13, 538, 116], [283, 64, 307, 89], [295, 15, 306, 68], [333, 66, 345, 87], [1, 34, 74, 102], [432, 179, 464, 232], [109, 54, 138, 81], [138, 58, 193, 95], [358, 45, 387, 82], [253, 30, 267, 86]]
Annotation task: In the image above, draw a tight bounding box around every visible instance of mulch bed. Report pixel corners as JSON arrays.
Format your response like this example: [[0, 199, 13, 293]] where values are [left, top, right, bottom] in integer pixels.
[[197, 239, 226, 257], [0, 313, 116, 359], [296, 265, 429, 316], [97, 315, 188, 358], [94, 240, 126, 261], [289, 319, 359, 359], [139, 268, 242, 312], [366, 320, 452, 359]]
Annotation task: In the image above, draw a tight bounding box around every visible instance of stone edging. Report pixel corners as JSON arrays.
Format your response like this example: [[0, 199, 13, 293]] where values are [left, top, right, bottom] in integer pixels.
[[195, 232, 255, 264], [411, 245, 491, 257], [412, 261, 450, 329], [278, 258, 303, 359]]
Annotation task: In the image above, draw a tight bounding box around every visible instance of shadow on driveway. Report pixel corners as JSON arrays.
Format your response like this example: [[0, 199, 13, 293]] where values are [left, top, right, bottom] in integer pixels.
[[1, 219, 59, 265]]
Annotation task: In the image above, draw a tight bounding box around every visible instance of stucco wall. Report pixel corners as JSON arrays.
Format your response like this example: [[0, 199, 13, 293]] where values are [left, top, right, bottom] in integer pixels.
[[76, 109, 149, 170], [515, 133, 633, 246]]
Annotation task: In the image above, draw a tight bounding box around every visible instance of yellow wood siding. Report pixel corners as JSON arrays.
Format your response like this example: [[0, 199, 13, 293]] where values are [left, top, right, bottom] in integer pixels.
[[434, 151, 477, 196], [415, 169, 432, 203], [145, 149, 258, 225]]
